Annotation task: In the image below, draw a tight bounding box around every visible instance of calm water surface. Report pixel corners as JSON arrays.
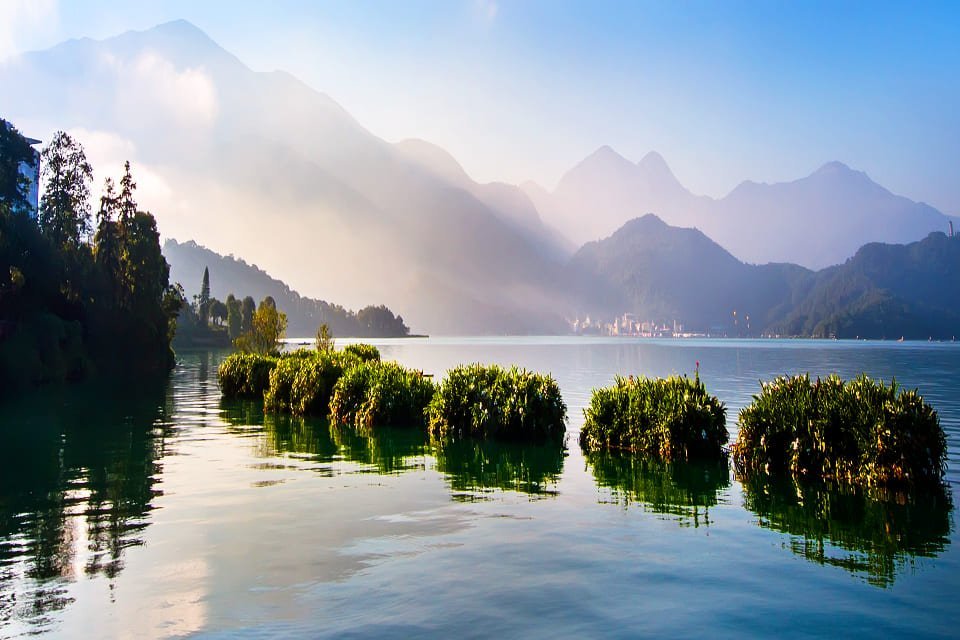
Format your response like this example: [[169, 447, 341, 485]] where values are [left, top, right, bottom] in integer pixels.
[[2, 338, 958, 638]]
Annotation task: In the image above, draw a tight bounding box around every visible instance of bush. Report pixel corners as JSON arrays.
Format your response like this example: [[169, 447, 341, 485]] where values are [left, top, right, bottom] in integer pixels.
[[217, 353, 277, 398], [579, 375, 727, 460], [289, 351, 358, 416], [427, 364, 566, 442], [329, 360, 435, 428], [733, 374, 947, 489], [342, 343, 381, 363], [263, 356, 303, 412]]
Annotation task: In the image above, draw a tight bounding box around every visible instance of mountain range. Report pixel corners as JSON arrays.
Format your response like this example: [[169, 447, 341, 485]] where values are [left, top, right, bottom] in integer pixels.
[[525, 147, 958, 269], [1, 20, 957, 336]]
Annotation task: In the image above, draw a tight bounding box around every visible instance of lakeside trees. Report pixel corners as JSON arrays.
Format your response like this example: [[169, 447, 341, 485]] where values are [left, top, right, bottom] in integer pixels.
[[0, 120, 178, 391]]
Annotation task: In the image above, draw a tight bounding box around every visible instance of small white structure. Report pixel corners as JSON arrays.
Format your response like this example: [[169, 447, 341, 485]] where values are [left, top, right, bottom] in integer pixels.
[[3, 120, 41, 218]]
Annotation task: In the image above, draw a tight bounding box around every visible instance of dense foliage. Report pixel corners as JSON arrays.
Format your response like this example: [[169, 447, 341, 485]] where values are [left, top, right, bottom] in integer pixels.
[[580, 375, 728, 460], [287, 351, 358, 416], [733, 374, 947, 489], [0, 121, 178, 393], [329, 360, 435, 429], [342, 342, 380, 362], [427, 364, 566, 442], [216, 353, 277, 398]]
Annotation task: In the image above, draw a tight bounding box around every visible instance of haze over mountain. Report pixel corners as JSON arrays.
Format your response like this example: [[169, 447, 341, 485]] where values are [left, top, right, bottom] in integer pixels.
[[0, 20, 570, 334], [569, 213, 960, 339], [527, 147, 958, 269]]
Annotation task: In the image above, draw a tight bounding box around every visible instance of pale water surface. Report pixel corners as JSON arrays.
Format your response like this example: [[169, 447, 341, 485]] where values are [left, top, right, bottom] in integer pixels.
[[1, 338, 958, 638]]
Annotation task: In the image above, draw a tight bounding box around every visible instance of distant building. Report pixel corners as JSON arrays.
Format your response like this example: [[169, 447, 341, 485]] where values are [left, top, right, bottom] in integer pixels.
[[3, 120, 41, 218]]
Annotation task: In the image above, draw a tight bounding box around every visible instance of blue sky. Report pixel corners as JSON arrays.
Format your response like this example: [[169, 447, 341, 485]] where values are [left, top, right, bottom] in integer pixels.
[[4, 0, 958, 214]]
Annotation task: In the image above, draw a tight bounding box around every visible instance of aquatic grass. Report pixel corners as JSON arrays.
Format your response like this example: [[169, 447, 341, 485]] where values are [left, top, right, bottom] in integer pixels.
[[733, 374, 947, 489], [289, 351, 359, 416], [579, 375, 728, 460], [342, 343, 381, 363], [427, 364, 567, 442], [217, 353, 278, 398], [263, 357, 303, 412], [329, 360, 435, 429]]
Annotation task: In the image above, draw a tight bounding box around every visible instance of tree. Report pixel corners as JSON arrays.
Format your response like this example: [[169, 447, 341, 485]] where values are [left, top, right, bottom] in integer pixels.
[[235, 297, 287, 355], [315, 323, 334, 352], [226, 294, 242, 339], [0, 119, 35, 216], [209, 298, 228, 326], [38, 131, 93, 249], [94, 177, 122, 307], [198, 266, 211, 326], [240, 296, 256, 333]]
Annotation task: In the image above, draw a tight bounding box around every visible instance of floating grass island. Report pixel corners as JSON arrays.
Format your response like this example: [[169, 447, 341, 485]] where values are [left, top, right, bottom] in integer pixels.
[[579, 375, 728, 460], [733, 374, 947, 490], [330, 360, 435, 429], [219, 353, 566, 443], [426, 364, 567, 442]]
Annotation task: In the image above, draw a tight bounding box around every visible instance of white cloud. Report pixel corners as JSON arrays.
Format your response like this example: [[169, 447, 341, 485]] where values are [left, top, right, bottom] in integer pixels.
[[101, 51, 219, 128], [0, 0, 58, 61]]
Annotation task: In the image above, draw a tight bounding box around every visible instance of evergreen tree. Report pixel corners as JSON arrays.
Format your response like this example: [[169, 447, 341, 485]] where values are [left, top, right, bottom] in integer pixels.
[[38, 132, 93, 249], [94, 177, 122, 308], [199, 267, 211, 326], [226, 294, 242, 339]]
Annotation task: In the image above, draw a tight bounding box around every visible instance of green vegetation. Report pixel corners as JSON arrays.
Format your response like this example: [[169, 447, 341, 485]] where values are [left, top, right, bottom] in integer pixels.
[[740, 472, 952, 587], [288, 351, 357, 416], [234, 296, 288, 355], [329, 360, 435, 428], [342, 342, 380, 362], [580, 375, 727, 460], [315, 322, 335, 352], [216, 353, 277, 399], [585, 451, 729, 527], [427, 364, 566, 442], [1, 121, 178, 394], [733, 374, 947, 489]]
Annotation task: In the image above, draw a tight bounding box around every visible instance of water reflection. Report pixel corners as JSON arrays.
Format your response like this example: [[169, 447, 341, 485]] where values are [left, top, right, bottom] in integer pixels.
[[585, 452, 730, 527], [739, 473, 953, 587], [0, 374, 169, 633], [430, 437, 566, 498]]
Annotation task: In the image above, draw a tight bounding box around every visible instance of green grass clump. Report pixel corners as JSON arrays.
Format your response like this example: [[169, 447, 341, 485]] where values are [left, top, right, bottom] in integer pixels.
[[733, 374, 947, 489], [329, 361, 435, 428], [263, 357, 303, 412], [579, 375, 727, 460], [342, 343, 381, 362], [218, 353, 278, 398], [288, 351, 357, 416], [427, 364, 567, 442]]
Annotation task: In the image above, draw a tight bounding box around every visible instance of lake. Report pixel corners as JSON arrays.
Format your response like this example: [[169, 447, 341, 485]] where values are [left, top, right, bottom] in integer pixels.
[[2, 337, 958, 638]]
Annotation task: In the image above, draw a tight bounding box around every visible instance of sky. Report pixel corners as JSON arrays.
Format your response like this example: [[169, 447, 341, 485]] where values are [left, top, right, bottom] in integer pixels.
[[3, 0, 959, 215]]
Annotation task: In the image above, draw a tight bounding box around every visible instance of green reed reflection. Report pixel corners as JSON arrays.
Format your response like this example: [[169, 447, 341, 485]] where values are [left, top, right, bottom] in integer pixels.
[[430, 436, 566, 497], [0, 373, 169, 632], [739, 472, 953, 587], [585, 451, 731, 527]]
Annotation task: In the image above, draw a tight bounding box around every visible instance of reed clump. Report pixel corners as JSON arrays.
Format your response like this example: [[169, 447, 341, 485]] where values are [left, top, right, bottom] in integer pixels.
[[217, 353, 278, 398], [329, 360, 435, 428], [427, 364, 567, 442], [733, 374, 946, 489], [342, 343, 381, 363], [579, 375, 728, 460]]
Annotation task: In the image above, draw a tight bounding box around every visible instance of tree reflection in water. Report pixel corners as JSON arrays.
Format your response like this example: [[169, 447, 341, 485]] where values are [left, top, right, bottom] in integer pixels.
[[0, 374, 169, 632], [739, 472, 953, 587], [585, 451, 731, 527]]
